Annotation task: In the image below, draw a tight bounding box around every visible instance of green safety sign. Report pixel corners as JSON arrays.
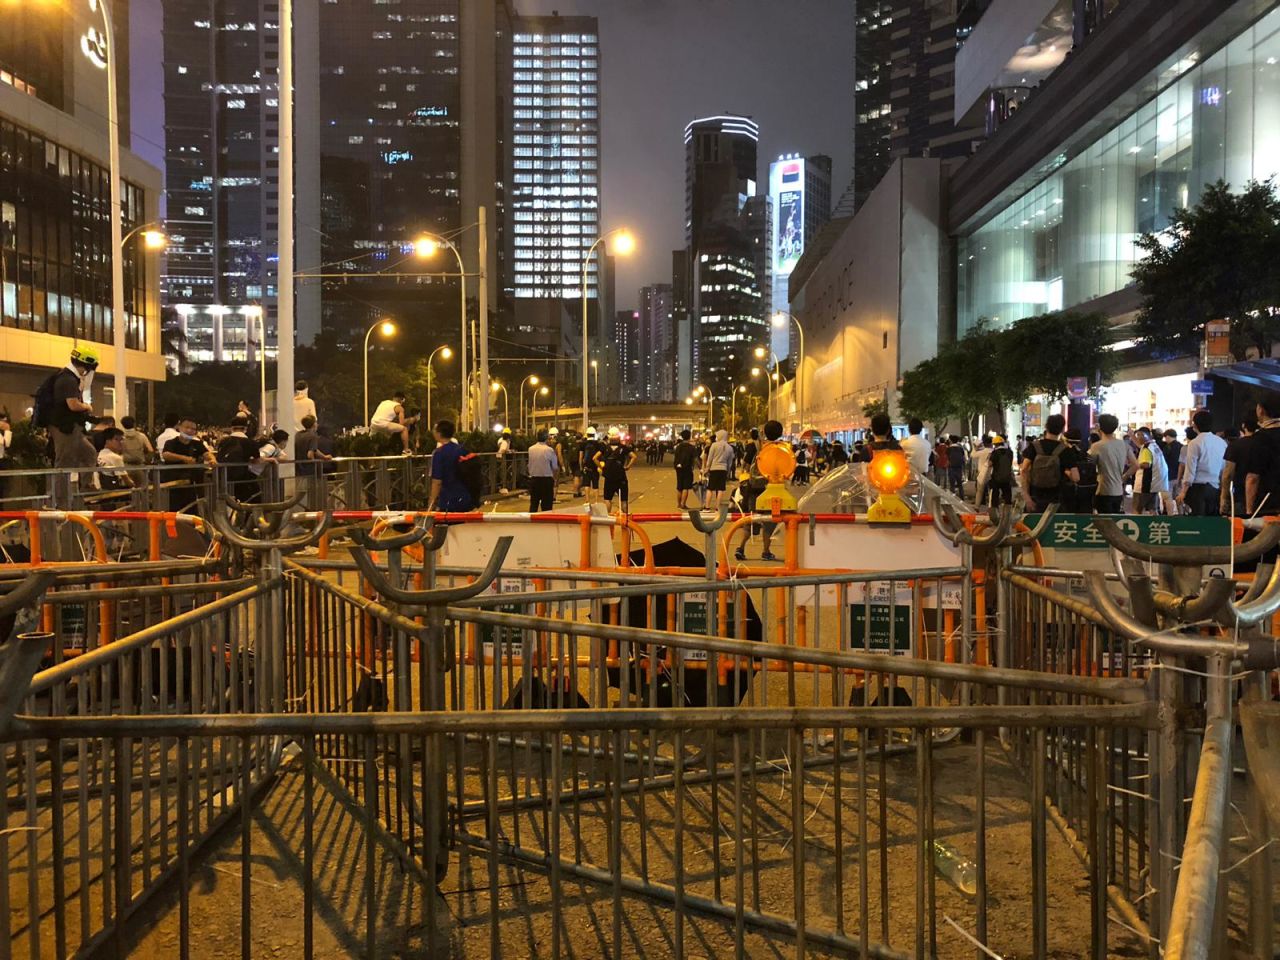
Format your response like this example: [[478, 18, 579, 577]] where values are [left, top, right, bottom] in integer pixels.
[[1025, 514, 1231, 551], [849, 603, 912, 653], [479, 577, 526, 655], [681, 592, 736, 661]]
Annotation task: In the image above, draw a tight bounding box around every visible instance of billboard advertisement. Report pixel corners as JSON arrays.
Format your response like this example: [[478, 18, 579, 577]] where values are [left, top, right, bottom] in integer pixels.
[[770, 157, 806, 277]]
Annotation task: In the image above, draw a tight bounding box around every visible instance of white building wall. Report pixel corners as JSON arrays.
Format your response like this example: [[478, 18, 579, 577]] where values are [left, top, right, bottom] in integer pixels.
[[782, 158, 945, 434]]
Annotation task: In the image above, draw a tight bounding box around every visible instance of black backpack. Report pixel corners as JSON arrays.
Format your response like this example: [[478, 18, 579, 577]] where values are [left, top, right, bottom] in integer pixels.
[[989, 447, 1014, 484], [31, 372, 62, 429], [455, 451, 483, 506]]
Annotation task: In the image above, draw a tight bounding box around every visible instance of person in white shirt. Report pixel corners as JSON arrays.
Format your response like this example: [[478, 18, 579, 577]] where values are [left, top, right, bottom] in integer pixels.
[[496, 429, 513, 493], [95, 428, 135, 491], [293, 380, 317, 433], [155, 413, 182, 455], [900, 417, 931, 478], [1177, 410, 1227, 516], [971, 436, 993, 506], [369, 391, 416, 453]]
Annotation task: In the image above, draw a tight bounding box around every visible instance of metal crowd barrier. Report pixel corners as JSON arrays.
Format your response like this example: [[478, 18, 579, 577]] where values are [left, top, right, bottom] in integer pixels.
[[0, 500, 1274, 957]]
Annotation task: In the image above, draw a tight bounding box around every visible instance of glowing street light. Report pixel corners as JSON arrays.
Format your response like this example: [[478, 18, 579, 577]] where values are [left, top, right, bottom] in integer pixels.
[[772, 312, 806, 429], [425, 344, 453, 433], [412, 232, 469, 429], [519, 374, 541, 432], [531, 383, 550, 428], [730, 383, 749, 433], [582, 228, 636, 432], [491, 379, 509, 431], [363, 319, 398, 426]]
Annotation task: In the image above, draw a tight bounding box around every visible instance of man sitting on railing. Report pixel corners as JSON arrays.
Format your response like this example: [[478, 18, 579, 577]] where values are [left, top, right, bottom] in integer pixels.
[[370, 391, 417, 454], [93, 427, 135, 493]]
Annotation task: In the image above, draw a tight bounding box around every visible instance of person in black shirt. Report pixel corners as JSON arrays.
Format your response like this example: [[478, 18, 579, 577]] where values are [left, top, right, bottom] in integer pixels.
[[162, 417, 213, 511], [1221, 417, 1255, 515], [1019, 413, 1081, 512], [216, 415, 260, 501], [858, 413, 902, 463], [672, 429, 699, 509], [1246, 397, 1280, 516], [577, 427, 603, 504]]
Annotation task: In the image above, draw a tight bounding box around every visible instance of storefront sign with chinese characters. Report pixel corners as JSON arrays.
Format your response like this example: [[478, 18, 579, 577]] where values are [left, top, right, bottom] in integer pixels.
[[1204, 320, 1232, 366]]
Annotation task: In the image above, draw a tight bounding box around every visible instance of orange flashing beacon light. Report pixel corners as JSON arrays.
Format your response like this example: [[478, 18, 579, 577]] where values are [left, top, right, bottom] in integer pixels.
[[865, 449, 912, 525]]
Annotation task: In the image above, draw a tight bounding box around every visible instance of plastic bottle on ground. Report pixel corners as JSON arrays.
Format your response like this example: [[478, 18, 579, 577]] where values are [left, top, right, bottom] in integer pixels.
[[931, 839, 977, 896]]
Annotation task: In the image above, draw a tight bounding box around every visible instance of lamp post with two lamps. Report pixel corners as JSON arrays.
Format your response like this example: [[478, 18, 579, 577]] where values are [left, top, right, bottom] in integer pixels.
[[753, 346, 778, 419], [363, 320, 397, 426]]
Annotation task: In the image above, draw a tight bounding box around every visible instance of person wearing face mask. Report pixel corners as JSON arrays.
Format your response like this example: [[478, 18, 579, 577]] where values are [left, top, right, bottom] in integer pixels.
[[162, 416, 214, 512]]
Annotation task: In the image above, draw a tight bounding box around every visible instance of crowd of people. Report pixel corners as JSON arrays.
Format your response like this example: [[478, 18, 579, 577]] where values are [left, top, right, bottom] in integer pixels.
[[24, 346, 1280, 525]]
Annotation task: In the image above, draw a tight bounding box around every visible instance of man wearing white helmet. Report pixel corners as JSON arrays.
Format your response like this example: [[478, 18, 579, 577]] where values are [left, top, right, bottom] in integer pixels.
[[37, 345, 101, 505], [576, 426, 603, 503], [593, 427, 636, 513]]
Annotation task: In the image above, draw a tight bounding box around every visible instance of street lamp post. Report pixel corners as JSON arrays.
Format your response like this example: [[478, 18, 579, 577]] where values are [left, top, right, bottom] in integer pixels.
[[518, 374, 541, 433], [581, 229, 635, 433], [730, 384, 748, 433], [243, 306, 267, 433], [414, 234, 470, 431], [425, 344, 452, 436], [772, 312, 806, 431], [491, 381, 509, 431], [73, 0, 129, 415], [531, 385, 549, 429], [589, 359, 598, 405], [363, 319, 397, 426]]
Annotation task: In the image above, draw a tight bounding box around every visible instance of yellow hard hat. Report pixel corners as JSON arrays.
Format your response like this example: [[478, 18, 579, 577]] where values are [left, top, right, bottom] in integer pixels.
[[70, 344, 100, 369]]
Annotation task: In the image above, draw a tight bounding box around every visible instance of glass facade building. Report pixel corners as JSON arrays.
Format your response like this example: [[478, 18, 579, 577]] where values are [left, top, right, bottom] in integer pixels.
[[510, 17, 601, 300], [958, 6, 1280, 332], [1, 117, 151, 350]]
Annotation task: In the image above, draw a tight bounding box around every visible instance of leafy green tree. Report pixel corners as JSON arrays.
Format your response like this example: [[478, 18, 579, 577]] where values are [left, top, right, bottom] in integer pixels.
[[898, 355, 954, 426], [1132, 179, 1280, 361], [1003, 311, 1118, 402]]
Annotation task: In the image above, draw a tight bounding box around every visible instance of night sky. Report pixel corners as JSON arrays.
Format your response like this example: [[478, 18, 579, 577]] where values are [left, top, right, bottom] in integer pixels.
[[129, 0, 854, 305], [519, 0, 854, 304]]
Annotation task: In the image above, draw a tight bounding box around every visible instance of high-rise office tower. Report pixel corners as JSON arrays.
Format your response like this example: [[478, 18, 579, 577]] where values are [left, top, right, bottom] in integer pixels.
[[508, 13, 606, 384], [162, 0, 321, 361], [768, 154, 831, 357], [318, 1, 512, 353], [1, 0, 165, 416], [639, 283, 675, 403], [683, 114, 764, 398], [614, 309, 639, 401], [840, 0, 982, 214]]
